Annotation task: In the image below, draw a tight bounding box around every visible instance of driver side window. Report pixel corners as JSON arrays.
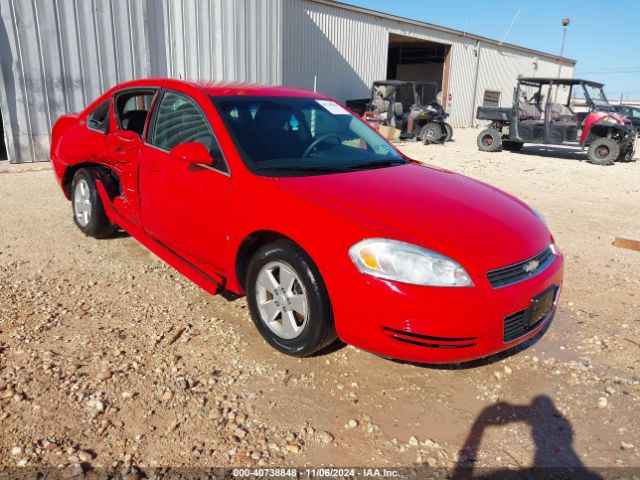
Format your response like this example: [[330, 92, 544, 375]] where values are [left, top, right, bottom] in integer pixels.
[[150, 91, 215, 151], [149, 91, 228, 173]]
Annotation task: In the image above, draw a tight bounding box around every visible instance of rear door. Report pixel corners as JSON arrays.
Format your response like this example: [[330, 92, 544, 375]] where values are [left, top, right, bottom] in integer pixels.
[[138, 89, 231, 274], [106, 88, 158, 226]]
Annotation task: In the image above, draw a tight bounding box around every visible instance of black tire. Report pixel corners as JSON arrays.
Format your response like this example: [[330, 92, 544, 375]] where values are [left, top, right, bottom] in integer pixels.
[[477, 128, 502, 152], [71, 168, 115, 238], [245, 240, 337, 357], [616, 144, 635, 162], [587, 138, 619, 166], [503, 141, 524, 152], [420, 123, 443, 145], [443, 123, 454, 142]]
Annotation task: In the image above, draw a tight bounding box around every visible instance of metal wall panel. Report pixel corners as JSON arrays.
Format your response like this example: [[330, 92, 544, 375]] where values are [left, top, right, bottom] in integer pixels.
[[0, 0, 283, 163], [282, 0, 575, 128]]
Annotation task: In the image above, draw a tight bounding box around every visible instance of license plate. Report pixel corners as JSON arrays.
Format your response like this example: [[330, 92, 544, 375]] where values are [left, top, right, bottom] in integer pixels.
[[529, 286, 557, 327]]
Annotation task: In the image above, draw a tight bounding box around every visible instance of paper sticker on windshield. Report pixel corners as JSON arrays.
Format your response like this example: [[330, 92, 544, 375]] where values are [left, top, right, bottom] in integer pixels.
[[316, 99, 351, 116]]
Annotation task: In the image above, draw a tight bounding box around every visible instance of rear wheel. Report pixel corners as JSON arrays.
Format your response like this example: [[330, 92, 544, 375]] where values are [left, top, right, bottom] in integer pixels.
[[420, 123, 443, 145], [246, 240, 337, 357], [443, 123, 454, 142], [477, 128, 502, 152], [503, 141, 524, 152], [587, 138, 619, 165], [71, 169, 115, 238]]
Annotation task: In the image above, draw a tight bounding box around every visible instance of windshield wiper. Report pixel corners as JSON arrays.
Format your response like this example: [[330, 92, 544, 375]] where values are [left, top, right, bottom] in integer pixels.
[[254, 165, 351, 174], [347, 159, 408, 170]]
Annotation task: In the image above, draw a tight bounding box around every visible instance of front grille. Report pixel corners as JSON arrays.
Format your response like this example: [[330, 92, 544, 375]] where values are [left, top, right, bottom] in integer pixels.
[[487, 246, 555, 288]]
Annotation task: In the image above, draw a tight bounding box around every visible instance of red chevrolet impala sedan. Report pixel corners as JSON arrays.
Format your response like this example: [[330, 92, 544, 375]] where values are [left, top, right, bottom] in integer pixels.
[[50, 79, 563, 363]]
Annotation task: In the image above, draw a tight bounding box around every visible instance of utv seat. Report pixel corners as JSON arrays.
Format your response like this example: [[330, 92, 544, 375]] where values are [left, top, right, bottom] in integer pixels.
[[550, 104, 577, 124], [518, 100, 544, 125]]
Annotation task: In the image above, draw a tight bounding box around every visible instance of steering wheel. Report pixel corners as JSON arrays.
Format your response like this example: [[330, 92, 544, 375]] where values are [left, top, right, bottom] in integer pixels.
[[302, 134, 342, 158]]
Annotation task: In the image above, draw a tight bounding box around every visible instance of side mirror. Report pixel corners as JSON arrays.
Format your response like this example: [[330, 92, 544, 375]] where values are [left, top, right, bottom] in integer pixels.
[[169, 142, 212, 165]]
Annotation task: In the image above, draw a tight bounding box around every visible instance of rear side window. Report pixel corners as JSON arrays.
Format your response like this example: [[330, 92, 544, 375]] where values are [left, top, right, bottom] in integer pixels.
[[115, 90, 156, 136], [149, 91, 215, 152], [87, 101, 110, 133]]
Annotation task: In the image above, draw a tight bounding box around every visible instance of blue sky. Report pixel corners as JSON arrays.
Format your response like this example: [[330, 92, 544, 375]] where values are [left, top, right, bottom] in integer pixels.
[[342, 0, 640, 100]]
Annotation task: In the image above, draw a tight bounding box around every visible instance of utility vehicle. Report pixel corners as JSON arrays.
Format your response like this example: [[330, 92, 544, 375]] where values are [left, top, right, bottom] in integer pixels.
[[347, 80, 453, 144], [476, 77, 636, 165]]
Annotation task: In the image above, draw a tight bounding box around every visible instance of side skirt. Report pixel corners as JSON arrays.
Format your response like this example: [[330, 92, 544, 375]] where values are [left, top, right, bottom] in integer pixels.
[[95, 179, 224, 296]]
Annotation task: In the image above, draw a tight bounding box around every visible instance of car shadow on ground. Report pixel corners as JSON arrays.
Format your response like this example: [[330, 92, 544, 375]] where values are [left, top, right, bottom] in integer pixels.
[[446, 395, 603, 479]]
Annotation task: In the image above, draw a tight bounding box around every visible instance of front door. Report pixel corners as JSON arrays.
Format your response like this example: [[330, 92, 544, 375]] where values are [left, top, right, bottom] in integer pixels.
[[138, 89, 231, 274]]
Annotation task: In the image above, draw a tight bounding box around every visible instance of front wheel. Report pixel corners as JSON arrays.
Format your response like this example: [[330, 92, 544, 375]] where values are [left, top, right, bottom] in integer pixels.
[[246, 241, 337, 357], [477, 128, 502, 152], [420, 123, 443, 145], [587, 138, 619, 165], [71, 169, 115, 238]]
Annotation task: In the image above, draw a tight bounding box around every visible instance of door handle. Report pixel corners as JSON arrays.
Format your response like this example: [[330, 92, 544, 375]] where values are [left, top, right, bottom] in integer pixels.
[[114, 146, 122, 152]]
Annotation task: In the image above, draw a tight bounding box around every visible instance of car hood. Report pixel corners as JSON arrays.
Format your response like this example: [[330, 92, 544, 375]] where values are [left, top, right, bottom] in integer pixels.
[[274, 162, 551, 274]]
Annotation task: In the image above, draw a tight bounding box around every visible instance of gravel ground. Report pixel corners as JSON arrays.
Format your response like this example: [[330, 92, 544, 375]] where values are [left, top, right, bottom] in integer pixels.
[[0, 128, 639, 476]]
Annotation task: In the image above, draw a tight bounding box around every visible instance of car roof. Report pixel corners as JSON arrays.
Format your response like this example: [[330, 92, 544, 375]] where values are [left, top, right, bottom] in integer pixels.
[[518, 77, 605, 88], [110, 78, 326, 98]]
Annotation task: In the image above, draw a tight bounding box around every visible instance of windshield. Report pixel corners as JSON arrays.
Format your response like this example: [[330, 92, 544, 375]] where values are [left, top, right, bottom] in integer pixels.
[[415, 83, 438, 106], [211, 96, 407, 176], [583, 84, 613, 111]]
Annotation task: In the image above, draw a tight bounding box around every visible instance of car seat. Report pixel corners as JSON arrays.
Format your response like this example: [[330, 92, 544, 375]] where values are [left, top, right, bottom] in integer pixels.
[[120, 110, 148, 136]]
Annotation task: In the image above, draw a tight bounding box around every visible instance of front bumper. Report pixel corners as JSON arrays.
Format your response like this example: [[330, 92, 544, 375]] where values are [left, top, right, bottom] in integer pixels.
[[328, 252, 564, 364]]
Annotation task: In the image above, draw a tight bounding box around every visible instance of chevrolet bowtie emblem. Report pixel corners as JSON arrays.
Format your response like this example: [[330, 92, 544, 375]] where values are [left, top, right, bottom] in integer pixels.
[[523, 259, 540, 273]]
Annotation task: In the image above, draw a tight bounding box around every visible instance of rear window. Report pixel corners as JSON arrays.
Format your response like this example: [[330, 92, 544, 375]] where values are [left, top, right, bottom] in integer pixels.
[[87, 101, 110, 133]]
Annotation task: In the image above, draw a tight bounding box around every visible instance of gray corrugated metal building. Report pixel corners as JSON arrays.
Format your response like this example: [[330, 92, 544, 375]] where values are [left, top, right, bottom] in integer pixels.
[[0, 0, 575, 163]]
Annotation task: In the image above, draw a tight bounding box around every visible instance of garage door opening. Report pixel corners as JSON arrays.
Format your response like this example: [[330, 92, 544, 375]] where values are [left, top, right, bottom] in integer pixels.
[[0, 108, 6, 161], [387, 33, 451, 107]]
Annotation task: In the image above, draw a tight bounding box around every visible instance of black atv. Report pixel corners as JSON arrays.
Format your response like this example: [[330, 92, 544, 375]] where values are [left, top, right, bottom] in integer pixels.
[[347, 80, 453, 144]]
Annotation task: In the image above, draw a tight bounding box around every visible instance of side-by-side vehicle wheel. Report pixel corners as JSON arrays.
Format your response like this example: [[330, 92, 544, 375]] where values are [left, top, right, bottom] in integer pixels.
[[421, 123, 443, 145], [587, 138, 619, 166], [477, 128, 502, 152]]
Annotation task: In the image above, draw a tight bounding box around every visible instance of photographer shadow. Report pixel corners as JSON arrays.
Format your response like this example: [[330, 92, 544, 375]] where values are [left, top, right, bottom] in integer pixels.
[[451, 395, 602, 480]]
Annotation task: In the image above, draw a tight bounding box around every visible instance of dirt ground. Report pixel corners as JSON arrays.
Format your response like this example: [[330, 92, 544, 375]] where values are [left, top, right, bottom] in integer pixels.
[[1, 128, 639, 476]]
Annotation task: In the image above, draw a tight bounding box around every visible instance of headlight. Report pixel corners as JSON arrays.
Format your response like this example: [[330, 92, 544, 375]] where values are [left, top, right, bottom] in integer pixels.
[[529, 205, 548, 226], [349, 238, 473, 287]]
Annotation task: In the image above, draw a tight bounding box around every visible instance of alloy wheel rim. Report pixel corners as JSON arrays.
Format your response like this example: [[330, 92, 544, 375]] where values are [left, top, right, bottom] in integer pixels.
[[255, 261, 308, 340], [73, 179, 92, 227]]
